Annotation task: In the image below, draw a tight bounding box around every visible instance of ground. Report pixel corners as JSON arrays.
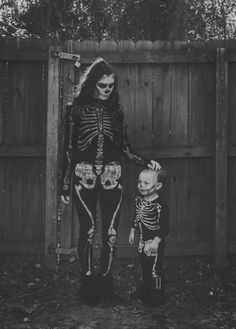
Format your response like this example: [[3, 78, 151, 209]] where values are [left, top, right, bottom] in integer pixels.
[[0, 256, 236, 329]]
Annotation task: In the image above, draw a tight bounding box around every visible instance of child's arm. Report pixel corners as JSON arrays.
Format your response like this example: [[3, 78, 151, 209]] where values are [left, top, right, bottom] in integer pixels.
[[149, 203, 169, 253]]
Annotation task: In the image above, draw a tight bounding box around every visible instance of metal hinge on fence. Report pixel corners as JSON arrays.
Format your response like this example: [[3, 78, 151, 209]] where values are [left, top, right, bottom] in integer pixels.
[[51, 51, 81, 68]]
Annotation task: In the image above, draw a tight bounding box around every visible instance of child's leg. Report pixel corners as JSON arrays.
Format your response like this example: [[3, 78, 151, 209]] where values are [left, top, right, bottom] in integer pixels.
[[137, 242, 166, 305], [153, 241, 165, 290], [130, 252, 153, 301], [150, 241, 166, 304], [73, 163, 100, 304]]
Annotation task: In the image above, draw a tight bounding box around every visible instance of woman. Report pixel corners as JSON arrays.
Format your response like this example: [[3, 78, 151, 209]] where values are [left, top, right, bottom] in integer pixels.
[[61, 57, 160, 304]]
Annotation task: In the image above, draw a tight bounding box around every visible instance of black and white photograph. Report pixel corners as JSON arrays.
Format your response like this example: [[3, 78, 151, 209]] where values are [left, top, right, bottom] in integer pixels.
[[0, 1, 236, 328]]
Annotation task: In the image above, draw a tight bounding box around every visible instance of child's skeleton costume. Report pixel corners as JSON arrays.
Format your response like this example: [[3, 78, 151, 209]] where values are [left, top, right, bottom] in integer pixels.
[[132, 195, 169, 303], [61, 87, 153, 301]]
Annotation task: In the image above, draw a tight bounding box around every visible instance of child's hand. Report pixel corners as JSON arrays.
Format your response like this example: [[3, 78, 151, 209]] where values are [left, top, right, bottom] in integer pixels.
[[129, 228, 135, 244]]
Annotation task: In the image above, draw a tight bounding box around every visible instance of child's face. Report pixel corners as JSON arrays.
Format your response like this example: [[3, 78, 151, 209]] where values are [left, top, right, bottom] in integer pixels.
[[138, 171, 160, 198]]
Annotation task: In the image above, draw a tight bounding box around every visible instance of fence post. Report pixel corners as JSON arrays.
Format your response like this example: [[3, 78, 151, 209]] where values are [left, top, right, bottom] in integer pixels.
[[215, 48, 228, 265], [45, 45, 61, 269]]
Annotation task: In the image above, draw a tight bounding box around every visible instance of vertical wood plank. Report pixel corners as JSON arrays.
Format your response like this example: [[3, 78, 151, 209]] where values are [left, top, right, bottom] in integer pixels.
[[228, 159, 236, 242], [0, 159, 5, 242], [45, 46, 60, 269], [152, 64, 171, 147], [134, 64, 153, 148], [215, 48, 228, 265], [187, 158, 214, 243], [189, 63, 216, 146], [228, 62, 236, 244], [169, 64, 189, 243], [228, 63, 236, 146], [170, 64, 189, 146], [22, 159, 44, 242], [169, 159, 188, 243], [59, 61, 76, 250], [23, 62, 47, 144], [188, 63, 215, 248], [4, 62, 25, 144], [3, 158, 23, 240], [116, 63, 136, 144], [0, 62, 7, 143]]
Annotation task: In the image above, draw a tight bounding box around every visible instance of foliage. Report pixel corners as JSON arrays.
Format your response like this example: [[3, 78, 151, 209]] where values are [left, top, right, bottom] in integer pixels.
[[185, 0, 236, 40], [0, 0, 28, 37], [0, 0, 235, 40]]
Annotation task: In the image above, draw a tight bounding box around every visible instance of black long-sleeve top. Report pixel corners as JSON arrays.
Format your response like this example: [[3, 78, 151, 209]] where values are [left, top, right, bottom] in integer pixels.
[[132, 195, 169, 242], [61, 98, 151, 195]]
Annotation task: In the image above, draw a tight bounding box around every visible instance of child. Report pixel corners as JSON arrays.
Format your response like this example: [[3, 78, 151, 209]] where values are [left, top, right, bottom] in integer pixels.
[[129, 168, 169, 306]]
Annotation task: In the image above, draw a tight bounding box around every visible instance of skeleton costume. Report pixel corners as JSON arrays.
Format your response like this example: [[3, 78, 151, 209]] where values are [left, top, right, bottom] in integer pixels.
[[61, 96, 151, 302], [132, 195, 169, 304]]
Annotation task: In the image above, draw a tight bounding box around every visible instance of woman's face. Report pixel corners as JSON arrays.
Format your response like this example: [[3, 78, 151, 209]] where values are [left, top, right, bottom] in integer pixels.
[[93, 74, 115, 100]]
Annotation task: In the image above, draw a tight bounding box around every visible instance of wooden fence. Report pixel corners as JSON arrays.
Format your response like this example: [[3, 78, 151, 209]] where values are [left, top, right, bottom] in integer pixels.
[[0, 39, 236, 268]]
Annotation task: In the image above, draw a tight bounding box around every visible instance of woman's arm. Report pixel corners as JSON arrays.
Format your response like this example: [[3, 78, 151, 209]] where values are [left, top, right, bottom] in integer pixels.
[[61, 104, 77, 203], [120, 114, 161, 169]]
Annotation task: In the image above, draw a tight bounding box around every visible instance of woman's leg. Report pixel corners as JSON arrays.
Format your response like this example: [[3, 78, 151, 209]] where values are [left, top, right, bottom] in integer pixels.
[[98, 162, 123, 298], [99, 162, 123, 276], [73, 162, 99, 303]]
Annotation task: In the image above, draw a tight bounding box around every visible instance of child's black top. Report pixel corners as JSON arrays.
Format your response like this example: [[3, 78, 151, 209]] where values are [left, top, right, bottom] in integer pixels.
[[132, 195, 169, 242]]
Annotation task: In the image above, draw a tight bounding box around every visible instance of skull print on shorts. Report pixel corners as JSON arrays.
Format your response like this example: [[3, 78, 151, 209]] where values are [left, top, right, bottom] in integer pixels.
[[75, 162, 97, 189], [100, 162, 121, 190]]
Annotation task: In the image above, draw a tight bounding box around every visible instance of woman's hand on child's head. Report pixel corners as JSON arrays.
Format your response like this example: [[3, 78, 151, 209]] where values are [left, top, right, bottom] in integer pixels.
[[148, 160, 161, 171], [61, 195, 70, 204]]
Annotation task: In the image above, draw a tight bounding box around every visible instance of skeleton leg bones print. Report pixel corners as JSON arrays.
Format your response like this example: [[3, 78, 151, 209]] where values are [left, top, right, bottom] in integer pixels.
[[74, 161, 122, 279]]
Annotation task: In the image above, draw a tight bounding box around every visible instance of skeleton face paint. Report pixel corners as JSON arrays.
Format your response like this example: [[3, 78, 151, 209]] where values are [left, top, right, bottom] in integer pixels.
[[93, 74, 115, 100], [138, 171, 160, 199]]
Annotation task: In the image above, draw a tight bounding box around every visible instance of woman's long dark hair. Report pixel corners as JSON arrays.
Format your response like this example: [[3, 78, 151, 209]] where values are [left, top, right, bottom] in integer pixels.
[[73, 57, 120, 114]]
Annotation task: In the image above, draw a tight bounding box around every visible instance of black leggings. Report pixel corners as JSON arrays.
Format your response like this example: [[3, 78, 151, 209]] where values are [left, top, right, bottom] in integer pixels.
[[73, 161, 123, 276]]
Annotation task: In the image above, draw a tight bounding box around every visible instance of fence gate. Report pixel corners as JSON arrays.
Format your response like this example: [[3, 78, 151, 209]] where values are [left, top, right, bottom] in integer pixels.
[[45, 46, 80, 269], [44, 42, 234, 270]]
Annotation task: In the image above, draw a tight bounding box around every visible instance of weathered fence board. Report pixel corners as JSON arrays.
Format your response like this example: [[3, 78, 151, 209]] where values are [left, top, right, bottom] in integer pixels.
[[228, 62, 236, 244], [189, 64, 216, 145], [0, 51, 47, 254], [59, 60, 76, 251], [116, 64, 136, 142], [215, 48, 228, 264], [152, 64, 171, 147]]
